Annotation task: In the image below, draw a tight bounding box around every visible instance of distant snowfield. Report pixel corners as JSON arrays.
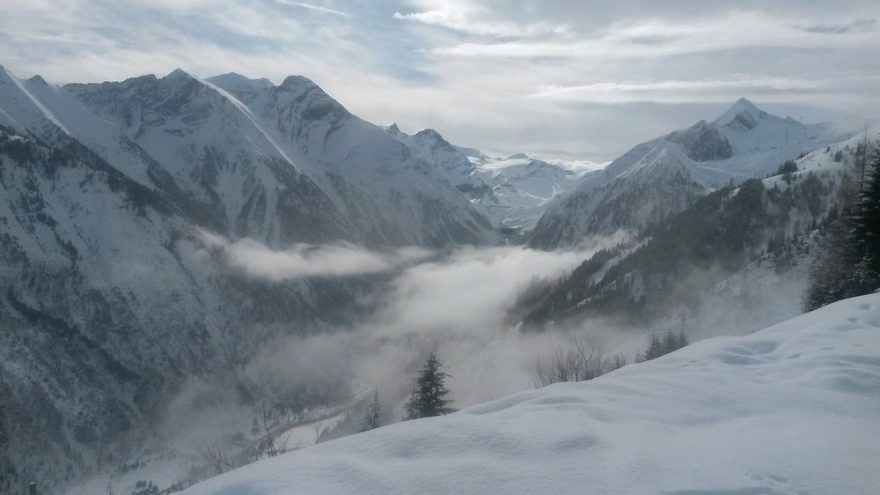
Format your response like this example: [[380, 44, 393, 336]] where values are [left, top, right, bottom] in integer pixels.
[[181, 294, 880, 495]]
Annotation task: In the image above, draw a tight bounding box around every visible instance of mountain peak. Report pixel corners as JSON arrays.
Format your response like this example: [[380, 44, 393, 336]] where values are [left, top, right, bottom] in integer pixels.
[[211, 71, 247, 81], [158, 68, 207, 95], [164, 68, 192, 80], [26, 75, 49, 87], [415, 128, 443, 140], [714, 97, 766, 128], [280, 74, 318, 91], [733, 96, 759, 110], [206, 72, 274, 93]]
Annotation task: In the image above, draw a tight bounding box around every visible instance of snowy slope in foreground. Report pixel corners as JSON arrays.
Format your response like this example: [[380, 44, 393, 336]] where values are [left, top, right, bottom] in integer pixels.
[[183, 294, 880, 495]]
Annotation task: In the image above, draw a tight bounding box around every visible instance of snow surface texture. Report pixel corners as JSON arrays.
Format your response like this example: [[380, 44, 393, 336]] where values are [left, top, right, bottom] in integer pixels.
[[529, 98, 845, 248], [182, 294, 880, 495]]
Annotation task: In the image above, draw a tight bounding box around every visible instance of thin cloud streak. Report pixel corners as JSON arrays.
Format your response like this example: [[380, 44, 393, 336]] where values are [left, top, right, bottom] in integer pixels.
[[276, 0, 356, 18], [528, 74, 880, 104], [529, 78, 821, 103], [433, 12, 880, 59]]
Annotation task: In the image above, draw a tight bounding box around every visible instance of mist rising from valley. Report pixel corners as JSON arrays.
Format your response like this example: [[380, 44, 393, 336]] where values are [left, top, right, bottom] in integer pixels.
[[159, 229, 812, 468]]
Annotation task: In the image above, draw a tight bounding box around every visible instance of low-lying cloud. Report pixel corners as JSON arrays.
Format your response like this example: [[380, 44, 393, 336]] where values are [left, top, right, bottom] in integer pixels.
[[231, 240, 624, 410], [165, 234, 811, 458], [197, 230, 432, 280]]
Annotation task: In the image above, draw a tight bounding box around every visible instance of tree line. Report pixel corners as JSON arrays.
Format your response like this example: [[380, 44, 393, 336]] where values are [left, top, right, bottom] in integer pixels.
[[807, 140, 880, 309]]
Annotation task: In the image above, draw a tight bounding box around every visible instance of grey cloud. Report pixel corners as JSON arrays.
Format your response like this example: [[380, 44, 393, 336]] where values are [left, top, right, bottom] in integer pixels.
[[797, 18, 877, 35]]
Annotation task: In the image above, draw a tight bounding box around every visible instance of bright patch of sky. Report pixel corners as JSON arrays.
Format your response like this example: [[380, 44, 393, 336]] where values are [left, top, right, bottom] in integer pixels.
[[1, 0, 877, 161]]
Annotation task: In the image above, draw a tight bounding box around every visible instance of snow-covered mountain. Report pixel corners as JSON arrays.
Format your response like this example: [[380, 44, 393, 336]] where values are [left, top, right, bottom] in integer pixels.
[[383, 124, 500, 212], [0, 65, 498, 491], [200, 72, 495, 246], [385, 125, 588, 230], [1, 60, 867, 494], [519, 126, 873, 331], [179, 293, 880, 495], [61, 70, 493, 247], [474, 153, 589, 230], [529, 98, 845, 248]]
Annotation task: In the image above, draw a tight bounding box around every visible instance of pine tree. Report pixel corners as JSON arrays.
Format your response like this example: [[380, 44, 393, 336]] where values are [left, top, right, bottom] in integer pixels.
[[807, 141, 880, 309], [807, 209, 853, 309], [677, 330, 689, 348], [642, 330, 688, 362], [662, 330, 679, 354], [853, 146, 880, 290], [361, 390, 382, 432], [404, 352, 453, 420], [644, 333, 663, 360]]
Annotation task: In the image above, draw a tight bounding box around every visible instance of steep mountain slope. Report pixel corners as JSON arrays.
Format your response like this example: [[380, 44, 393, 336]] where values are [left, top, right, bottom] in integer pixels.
[[1, 65, 354, 246], [384, 124, 587, 230], [384, 124, 494, 203], [204, 73, 493, 247], [0, 123, 386, 493], [0, 66, 498, 492], [0, 125, 204, 489], [179, 293, 880, 495], [529, 98, 844, 248]]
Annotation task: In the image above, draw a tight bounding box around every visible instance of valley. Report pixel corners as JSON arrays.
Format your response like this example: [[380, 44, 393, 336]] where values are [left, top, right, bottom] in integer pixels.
[[0, 63, 875, 495]]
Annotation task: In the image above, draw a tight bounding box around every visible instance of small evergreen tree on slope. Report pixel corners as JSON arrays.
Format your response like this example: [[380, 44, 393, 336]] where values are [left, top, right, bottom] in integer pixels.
[[404, 352, 453, 420], [361, 390, 382, 432]]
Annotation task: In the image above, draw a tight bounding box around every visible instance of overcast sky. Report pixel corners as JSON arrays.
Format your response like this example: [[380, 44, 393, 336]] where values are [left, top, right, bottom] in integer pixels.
[[1, 0, 878, 161]]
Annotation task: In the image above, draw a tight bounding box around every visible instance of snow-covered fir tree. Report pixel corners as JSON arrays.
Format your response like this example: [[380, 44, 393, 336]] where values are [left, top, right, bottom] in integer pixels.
[[362, 390, 382, 432]]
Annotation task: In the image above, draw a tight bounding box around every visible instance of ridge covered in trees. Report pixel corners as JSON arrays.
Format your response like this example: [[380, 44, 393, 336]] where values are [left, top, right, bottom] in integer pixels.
[[807, 141, 880, 308], [521, 167, 834, 327]]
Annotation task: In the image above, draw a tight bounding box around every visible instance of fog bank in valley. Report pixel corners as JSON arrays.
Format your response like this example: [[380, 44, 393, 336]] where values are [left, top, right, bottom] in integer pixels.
[[164, 233, 808, 456]]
